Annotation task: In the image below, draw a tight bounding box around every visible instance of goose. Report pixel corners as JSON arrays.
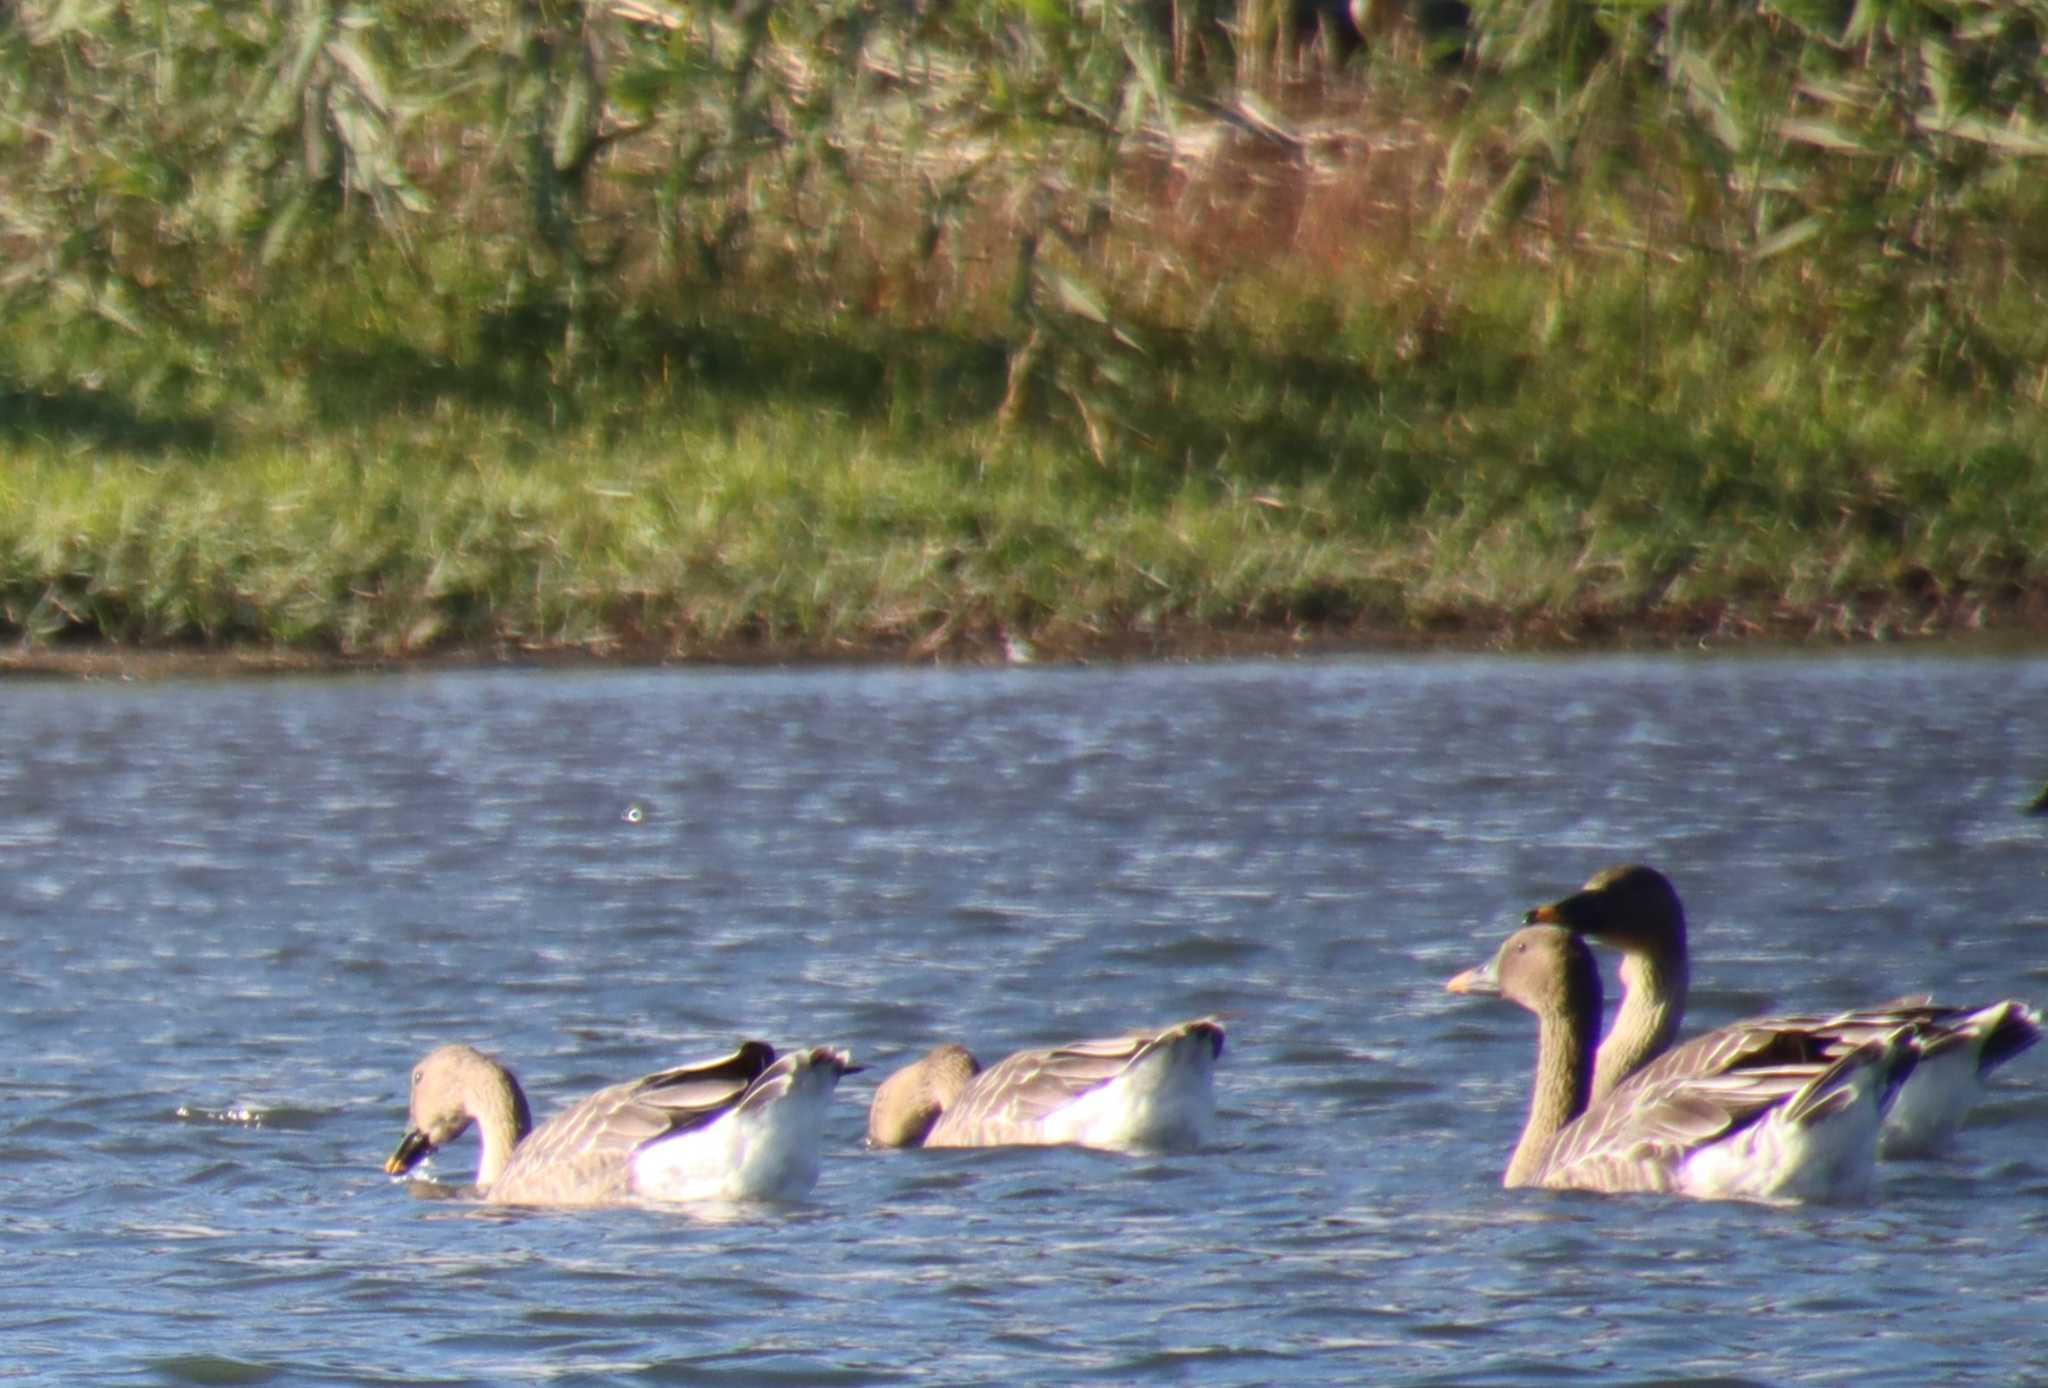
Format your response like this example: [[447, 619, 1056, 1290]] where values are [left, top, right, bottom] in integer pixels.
[[867, 1017, 1224, 1152], [1447, 925, 1919, 1202], [1524, 864, 2041, 1156], [385, 1040, 860, 1205]]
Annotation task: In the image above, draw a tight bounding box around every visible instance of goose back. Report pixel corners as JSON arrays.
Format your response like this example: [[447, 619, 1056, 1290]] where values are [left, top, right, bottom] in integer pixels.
[[873, 1018, 1225, 1152], [492, 1041, 780, 1205]]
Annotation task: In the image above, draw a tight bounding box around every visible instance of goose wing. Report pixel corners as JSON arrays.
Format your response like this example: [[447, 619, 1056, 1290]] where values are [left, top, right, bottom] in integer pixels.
[[1540, 1030, 1917, 1198], [494, 1041, 778, 1198], [1803, 997, 2039, 1073], [1628, 999, 2037, 1083], [728, 1045, 860, 1117], [928, 1023, 1226, 1147], [932, 1035, 1152, 1144]]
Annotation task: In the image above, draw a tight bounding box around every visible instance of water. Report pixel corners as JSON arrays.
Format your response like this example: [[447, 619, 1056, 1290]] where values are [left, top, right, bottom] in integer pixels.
[[3, 652, 2046, 1385]]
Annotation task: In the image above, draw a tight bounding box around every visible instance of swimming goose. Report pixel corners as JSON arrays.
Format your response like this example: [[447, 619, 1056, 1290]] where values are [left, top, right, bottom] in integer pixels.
[[1448, 925, 1919, 1202], [385, 1040, 860, 1205], [1525, 864, 2041, 1156], [867, 1017, 1224, 1152]]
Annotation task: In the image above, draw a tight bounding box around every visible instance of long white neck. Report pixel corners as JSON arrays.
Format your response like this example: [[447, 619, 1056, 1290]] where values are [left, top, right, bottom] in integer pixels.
[[1593, 947, 1688, 1100]]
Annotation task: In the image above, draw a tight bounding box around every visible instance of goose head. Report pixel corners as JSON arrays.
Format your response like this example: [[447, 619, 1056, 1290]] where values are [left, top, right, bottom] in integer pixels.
[[867, 1043, 982, 1148]]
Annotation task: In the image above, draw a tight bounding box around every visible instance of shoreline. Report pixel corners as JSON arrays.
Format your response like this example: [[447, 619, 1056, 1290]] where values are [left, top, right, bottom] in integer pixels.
[[9, 601, 2046, 681]]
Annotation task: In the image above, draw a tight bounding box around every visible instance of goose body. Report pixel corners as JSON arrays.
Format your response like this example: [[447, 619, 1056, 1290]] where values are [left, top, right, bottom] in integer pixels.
[[1526, 864, 2040, 1157], [1449, 926, 1917, 1203], [867, 1018, 1224, 1153], [386, 1041, 859, 1205]]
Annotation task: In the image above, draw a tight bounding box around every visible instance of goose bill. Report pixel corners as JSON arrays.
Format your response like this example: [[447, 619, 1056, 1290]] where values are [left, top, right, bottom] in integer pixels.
[[386, 1128, 436, 1175], [1446, 958, 1502, 996]]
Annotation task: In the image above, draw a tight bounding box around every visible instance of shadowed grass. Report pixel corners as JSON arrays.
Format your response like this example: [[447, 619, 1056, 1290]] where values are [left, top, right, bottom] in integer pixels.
[[6, 248, 2045, 661]]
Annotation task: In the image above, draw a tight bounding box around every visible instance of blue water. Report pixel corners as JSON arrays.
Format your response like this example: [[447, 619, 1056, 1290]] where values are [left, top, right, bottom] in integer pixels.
[[2, 653, 2045, 1384]]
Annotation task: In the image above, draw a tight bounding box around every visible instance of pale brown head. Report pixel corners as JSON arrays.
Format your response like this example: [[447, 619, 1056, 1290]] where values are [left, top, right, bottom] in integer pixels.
[[384, 1043, 534, 1176], [866, 1043, 982, 1148], [1447, 924, 1603, 1027]]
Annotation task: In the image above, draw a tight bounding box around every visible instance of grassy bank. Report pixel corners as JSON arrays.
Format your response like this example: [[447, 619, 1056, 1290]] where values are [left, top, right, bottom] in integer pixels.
[[5, 2, 2048, 667], [9, 273, 2043, 666]]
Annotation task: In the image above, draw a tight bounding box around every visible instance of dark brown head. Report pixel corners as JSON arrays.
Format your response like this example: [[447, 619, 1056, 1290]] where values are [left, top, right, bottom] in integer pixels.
[[1524, 864, 1686, 957]]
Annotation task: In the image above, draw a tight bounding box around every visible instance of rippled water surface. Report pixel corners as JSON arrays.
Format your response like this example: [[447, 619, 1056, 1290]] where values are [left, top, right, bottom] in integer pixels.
[[4, 653, 2047, 1385]]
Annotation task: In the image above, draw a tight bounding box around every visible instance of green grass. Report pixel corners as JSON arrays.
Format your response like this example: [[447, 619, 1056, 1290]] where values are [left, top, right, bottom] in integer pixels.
[[6, 246, 2046, 663], [7, 0, 2048, 664]]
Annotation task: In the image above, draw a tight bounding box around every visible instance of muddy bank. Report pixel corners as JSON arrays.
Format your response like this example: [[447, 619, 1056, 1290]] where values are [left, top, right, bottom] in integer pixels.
[[9, 594, 2047, 681]]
